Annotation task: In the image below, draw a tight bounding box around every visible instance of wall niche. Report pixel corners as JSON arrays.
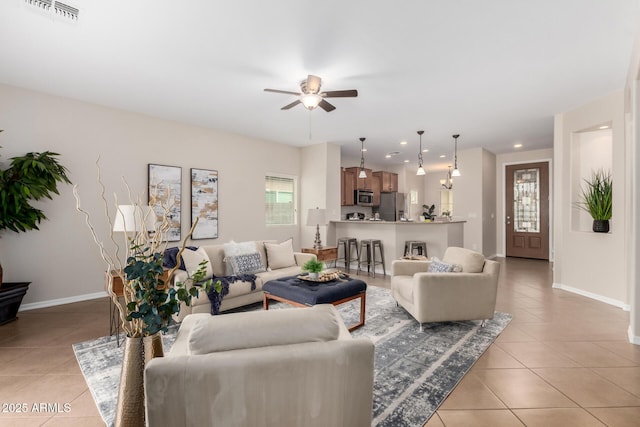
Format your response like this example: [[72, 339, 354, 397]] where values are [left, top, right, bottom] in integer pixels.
[[570, 124, 612, 232]]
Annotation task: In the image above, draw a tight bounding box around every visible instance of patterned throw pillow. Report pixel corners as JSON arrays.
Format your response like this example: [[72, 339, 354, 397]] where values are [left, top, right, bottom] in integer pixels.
[[427, 257, 462, 273], [227, 252, 266, 275], [223, 240, 259, 275]]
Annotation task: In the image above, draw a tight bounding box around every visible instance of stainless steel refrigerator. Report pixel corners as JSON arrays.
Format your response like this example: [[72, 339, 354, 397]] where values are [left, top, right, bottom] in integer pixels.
[[379, 192, 406, 221]]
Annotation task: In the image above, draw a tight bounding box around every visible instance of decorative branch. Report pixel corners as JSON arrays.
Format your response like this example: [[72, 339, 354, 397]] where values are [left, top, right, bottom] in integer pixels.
[[74, 160, 211, 337]]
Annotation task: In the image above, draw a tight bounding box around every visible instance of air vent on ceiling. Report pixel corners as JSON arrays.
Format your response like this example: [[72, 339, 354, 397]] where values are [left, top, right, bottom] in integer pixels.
[[25, 0, 52, 11], [54, 1, 78, 20], [24, 0, 79, 21]]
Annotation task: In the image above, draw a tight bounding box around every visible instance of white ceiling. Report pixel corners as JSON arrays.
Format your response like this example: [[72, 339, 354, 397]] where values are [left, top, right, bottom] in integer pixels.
[[1, 0, 639, 171]]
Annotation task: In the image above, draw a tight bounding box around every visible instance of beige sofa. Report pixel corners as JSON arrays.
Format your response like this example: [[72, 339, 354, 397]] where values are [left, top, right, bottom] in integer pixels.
[[145, 304, 375, 427], [391, 247, 500, 330], [173, 240, 316, 320]]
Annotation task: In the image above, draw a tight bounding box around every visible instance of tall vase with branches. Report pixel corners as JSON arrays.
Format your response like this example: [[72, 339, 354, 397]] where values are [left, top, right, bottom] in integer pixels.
[[73, 164, 221, 426]]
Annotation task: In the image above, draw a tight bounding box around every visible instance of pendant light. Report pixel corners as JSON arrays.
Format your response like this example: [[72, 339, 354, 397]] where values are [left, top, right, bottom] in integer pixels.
[[359, 137, 367, 178], [452, 134, 461, 177], [416, 130, 426, 176], [440, 166, 453, 189]]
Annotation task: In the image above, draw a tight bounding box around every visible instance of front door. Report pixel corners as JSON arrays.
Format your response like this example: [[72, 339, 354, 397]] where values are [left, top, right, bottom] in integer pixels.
[[505, 162, 549, 260]]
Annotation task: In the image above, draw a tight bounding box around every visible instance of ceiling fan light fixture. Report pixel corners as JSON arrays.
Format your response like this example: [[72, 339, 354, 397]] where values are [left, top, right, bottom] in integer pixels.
[[301, 94, 322, 110]]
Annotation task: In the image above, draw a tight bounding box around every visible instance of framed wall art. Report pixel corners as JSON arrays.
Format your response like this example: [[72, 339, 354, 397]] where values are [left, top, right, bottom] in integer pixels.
[[191, 168, 219, 239], [148, 164, 182, 241]]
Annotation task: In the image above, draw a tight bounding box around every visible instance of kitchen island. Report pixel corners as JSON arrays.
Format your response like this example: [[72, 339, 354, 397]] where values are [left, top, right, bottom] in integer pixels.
[[327, 220, 465, 274]]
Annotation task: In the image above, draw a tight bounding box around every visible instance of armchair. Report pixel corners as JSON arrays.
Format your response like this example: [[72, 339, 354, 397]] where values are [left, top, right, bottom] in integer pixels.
[[145, 304, 375, 427], [391, 247, 500, 330]]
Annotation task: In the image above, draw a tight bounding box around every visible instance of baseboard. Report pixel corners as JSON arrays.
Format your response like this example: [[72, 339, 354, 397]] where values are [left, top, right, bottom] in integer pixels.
[[552, 282, 631, 311], [628, 326, 640, 345], [19, 291, 108, 312], [487, 254, 499, 260]]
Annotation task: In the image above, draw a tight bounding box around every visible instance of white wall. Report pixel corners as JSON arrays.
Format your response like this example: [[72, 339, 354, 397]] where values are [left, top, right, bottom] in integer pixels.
[[300, 143, 341, 247], [453, 148, 484, 253], [421, 170, 442, 220], [0, 84, 303, 307], [625, 39, 640, 343], [553, 90, 628, 308], [495, 148, 554, 257], [482, 149, 497, 257]]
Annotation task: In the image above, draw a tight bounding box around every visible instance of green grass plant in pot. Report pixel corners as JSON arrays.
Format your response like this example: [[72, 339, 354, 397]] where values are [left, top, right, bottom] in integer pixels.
[[577, 169, 612, 233], [0, 131, 71, 323], [302, 258, 324, 280]]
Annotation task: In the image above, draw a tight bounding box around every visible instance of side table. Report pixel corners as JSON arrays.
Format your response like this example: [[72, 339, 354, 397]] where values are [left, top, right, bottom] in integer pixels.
[[106, 269, 171, 345], [302, 247, 338, 267]]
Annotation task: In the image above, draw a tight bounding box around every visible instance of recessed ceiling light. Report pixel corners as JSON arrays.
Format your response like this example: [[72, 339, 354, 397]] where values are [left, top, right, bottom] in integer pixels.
[[439, 154, 445, 158], [599, 125, 609, 129], [362, 148, 367, 152], [400, 141, 408, 145], [404, 159, 410, 163], [514, 143, 523, 148], [385, 154, 391, 158], [422, 149, 429, 153]]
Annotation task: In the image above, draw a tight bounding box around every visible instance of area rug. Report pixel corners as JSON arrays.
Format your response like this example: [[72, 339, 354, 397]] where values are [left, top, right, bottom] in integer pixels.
[[73, 286, 511, 427]]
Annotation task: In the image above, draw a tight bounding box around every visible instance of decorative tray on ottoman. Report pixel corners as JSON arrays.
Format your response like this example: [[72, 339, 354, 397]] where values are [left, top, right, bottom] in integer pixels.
[[297, 270, 348, 283]]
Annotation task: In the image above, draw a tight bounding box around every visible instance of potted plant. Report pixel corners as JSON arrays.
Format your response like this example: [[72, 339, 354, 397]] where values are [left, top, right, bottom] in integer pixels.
[[0, 132, 71, 324], [74, 176, 222, 426], [576, 169, 612, 233], [422, 204, 436, 221], [302, 258, 324, 280]]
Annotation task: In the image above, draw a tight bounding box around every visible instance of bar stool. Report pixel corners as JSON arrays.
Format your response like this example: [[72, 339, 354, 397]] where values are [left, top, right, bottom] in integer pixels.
[[336, 237, 359, 273], [357, 239, 386, 278], [404, 240, 427, 257]]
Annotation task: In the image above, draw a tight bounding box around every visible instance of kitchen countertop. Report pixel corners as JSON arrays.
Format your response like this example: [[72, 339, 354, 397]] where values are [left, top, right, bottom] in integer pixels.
[[331, 220, 466, 224]]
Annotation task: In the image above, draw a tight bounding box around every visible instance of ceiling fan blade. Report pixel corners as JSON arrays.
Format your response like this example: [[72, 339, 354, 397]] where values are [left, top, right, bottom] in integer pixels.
[[306, 75, 322, 94], [318, 99, 336, 112], [281, 99, 302, 110], [264, 88, 301, 95], [322, 89, 358, 98]]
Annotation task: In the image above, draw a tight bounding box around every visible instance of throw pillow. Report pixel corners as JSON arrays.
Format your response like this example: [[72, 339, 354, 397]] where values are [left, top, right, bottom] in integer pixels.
[[162, 246, 197, 270], [264, 239, 296, 270], [181, 247, 213, 280], [223, 240, 258, 257], [188, 305, 340, 355], [427, 257, 461, 273], [442, 247, 485, 273], [226, 252, 266, 275], [223, 240, 258, 275]]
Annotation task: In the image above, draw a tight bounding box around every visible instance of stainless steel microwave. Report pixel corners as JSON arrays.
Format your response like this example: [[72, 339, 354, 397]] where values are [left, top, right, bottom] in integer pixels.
[[354, 190, 374, 206]]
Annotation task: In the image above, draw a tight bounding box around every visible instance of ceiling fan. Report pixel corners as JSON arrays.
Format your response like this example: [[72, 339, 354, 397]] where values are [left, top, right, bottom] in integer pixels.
[[264, 74, 358, 112]]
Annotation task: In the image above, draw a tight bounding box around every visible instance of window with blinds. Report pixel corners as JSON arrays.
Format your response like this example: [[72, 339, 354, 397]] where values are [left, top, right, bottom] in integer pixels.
[[265, 175, 296, 225]]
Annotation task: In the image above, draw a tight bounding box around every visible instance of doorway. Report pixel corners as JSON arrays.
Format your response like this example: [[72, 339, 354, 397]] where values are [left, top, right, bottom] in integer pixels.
[[505, 162, 550, 260]]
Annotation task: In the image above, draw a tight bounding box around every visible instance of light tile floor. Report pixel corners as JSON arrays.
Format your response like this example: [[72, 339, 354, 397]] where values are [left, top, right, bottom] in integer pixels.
[[0, 257, 638, 426]]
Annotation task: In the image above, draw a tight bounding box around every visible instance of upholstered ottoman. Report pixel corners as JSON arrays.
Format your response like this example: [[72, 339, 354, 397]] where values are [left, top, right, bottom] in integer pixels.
[[263, 274, 367, 331]]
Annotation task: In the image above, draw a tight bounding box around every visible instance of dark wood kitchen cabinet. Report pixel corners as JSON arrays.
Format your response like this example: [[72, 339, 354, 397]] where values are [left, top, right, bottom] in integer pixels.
[[373, 171, 398, 192]]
